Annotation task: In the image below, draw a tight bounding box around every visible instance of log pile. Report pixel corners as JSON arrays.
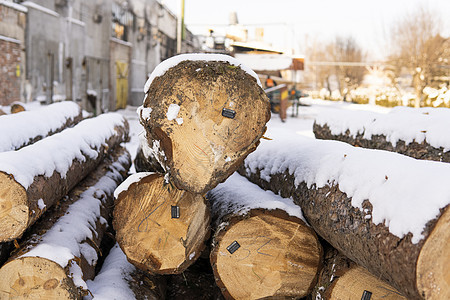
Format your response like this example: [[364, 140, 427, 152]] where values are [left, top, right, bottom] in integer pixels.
[[0, 110, 132, 298], [313, 107, 450, 162], [239, 133, 450, 299]]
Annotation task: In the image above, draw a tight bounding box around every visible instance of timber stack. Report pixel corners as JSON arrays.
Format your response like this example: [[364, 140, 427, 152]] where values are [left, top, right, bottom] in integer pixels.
[[239, 128, 449, 299], [0, 103, 135, 298], [114, 53, 272, 281]]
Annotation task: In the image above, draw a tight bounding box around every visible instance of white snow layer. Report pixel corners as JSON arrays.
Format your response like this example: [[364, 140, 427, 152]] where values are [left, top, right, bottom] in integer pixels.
[[20, 151, 130, 288], [86, 243, 137, 300], [208, 173, 306, 224], [243, 135, 450, 244], [143, 53, 262, 94], [0, 112, 126, 188], [114, 171, 155, 199], [0, 101, 81, 152], [315, 106, 450, 151]]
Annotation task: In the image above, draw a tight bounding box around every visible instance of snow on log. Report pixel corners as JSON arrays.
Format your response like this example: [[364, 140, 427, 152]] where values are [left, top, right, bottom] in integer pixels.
[[0, 108, 6, 116], [0, 101, 83, 152], [314, 107, 450, 162], [207, 173, 322, 300], [113, 172, 210, 274], [86, 243, 166, 300], [0, 147, 131, 299], [240, 133, 450, 299], [0, 112, 129, 242], [311, 244, 406, 300], [138, 53, 270, 194]]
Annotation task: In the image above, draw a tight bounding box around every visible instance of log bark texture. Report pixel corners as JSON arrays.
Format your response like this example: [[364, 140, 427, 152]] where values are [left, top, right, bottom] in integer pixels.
[[240, 166, 450, 300], [314, 122, 450, 163], [0, 113, 129, 242], [134, 145, 164, 173], [113, 172, 211, 274], [139, 58, 270, 194], [0, 101, 83, 152], [311, 243, 407, 300], [0, 146, 131, 299], [207, 174, 322, 300]]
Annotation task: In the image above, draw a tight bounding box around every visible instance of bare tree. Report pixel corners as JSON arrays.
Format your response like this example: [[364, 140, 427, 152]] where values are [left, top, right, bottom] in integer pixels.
[[388, 5, 449, 107], [327, 36, 366, 100]]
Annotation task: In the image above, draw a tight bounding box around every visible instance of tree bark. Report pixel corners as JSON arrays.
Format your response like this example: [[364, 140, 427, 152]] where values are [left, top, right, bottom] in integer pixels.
[[134, 145, 164, 173], [313, 122, 450, 163], [0, 146, 131, 299], [10, 102, 25, 114], [0, 101, 83, 152], [138, 58, 270, 194], [87, 243, 166, 300], [207, 173, 322, 300], [240, 166, 450, 300], [0, 113, 129, 242], [113, 172, 211, 274], [310, 243, 407, 300]]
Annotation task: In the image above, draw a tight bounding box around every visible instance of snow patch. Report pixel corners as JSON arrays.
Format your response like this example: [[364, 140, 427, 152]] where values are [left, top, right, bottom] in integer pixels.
[[166, 103, 180, 121], [114, 172, 155, 199]]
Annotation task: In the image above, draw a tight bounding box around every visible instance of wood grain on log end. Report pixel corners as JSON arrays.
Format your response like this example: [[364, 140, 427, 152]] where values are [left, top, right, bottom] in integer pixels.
[[417, 206, 450, 299], [10, 103, 25, 114], [0, 172, 29, 242], [0, 257, 78, 299], [329, 265, 407, 300], [113, 173, 210, 274], [141, 60, 271, 194], [210, 209, 321, 300]]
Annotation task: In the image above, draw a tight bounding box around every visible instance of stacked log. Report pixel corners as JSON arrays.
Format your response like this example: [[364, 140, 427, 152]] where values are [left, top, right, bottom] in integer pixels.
[[10, 102, 25, 114], [313, 107, 450, 162], [113, 172, 211, 274], [240, 134, 449, 299], [311, 243, 406, 300], [0, 146, 131, 298], [207, 173, 322, 299], [0, 101, 83, 152], [137, 53, 270, 194], [0, 112, 129, 242]]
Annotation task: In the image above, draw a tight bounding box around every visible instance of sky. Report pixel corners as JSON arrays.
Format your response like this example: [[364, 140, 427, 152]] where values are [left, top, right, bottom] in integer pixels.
[[162, 0, 450, 60]]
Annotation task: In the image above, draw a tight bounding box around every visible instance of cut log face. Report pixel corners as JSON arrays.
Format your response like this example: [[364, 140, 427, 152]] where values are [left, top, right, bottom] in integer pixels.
[[113, 173, 211, 274], [0, 257, 77, 299], [139, 59, 270, 193], [210, 209, 321, 300]]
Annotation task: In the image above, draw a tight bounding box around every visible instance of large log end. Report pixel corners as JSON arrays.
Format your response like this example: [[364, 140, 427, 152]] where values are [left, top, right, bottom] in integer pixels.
[[210, 209, 322, 299], [113, 173, 211, 274], [140, 58, 270, 194], [0, 172, 29, 242], [0, 257, 78, 299], [417, 206, 450, 299]]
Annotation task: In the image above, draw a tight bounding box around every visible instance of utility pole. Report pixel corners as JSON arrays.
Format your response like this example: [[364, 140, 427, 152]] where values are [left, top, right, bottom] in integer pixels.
[[177, 0, 185, 54]]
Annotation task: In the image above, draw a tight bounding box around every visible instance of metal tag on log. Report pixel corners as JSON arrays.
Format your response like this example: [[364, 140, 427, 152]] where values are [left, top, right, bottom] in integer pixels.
[[361, 290, 372, 300], [222, 108, 236, 119], [171, 205, 180, 219], [226, 241, 240, 254]]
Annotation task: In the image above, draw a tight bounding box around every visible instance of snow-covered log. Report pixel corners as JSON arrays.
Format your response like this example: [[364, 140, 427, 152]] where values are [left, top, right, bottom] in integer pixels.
[[0, 147, 131, 299], [207, 173, 322, 300], [86, 243, 166, 300], [311, 245, 406, 300], [313, 107, 450, 162], [0, 101, 83, 152], [138, 53, 270, 194], [113, 172, 210, 274], [0, 112, 129, 242], [0, 108, 6, 116], [240, 134, 450, 300]]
